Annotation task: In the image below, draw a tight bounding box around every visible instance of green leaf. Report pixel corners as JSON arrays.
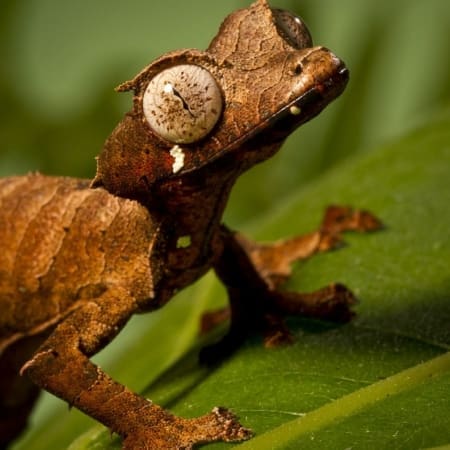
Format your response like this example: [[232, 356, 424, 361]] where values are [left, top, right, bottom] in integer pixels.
[[28, 108, 448, 450]]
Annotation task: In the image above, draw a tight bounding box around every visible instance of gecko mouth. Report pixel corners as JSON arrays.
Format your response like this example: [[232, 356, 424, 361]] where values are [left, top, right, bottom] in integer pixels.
[[262, 64, 349, 142]]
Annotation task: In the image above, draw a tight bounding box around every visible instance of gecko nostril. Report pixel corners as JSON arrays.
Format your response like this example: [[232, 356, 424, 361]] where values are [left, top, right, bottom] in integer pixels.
[[294, 64, 303, 75]]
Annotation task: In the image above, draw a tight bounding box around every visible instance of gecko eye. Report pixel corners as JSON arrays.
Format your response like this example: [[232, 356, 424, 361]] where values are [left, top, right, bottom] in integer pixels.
[[272, 9, 313, 49], [142, 64, 223, 144]]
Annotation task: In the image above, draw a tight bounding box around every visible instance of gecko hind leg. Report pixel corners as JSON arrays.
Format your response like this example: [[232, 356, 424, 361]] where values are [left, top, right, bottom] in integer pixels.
[[202, 206, 382, 361]]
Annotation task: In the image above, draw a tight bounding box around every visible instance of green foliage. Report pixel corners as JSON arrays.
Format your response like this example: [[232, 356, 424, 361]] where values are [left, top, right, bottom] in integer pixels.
[[2, 0, 449, 449]]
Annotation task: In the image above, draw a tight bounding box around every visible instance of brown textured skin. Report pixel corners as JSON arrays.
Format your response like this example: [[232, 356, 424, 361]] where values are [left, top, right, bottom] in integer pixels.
[[0, 1, 382, 448]]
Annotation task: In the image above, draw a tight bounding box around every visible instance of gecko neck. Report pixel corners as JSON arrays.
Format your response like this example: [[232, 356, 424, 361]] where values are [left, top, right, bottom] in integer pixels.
[[157, 159, 238, 244], [141, 158, 240, 301]]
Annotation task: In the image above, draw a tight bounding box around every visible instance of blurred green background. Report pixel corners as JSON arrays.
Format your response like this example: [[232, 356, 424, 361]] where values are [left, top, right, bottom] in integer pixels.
[[1, 0, 449, 227]]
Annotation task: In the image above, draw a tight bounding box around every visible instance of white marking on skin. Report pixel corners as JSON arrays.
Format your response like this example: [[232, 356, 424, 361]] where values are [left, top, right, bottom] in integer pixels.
[[163, 82, 173, 94], [169, 145, 185, 173], [289, 105, 301, 116]]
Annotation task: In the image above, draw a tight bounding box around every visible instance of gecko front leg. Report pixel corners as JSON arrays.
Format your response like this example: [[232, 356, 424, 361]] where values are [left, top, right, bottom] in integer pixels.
[[203, 206, 382, 360], [21, 287, 250, 449], [235, 206, 382, 290]]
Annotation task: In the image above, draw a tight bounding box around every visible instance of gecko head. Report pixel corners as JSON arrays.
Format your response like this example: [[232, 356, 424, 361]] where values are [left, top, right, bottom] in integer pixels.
[[93, 0, 348, 199]]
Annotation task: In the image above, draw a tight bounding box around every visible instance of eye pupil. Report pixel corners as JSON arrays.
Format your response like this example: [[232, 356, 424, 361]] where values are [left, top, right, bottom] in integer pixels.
[[142, 65, 223, 144], [272, 8, 313, 49]]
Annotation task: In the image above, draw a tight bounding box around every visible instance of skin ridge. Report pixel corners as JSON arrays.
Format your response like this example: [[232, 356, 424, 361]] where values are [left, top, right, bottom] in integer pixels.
[[0, 174, 158, 346]]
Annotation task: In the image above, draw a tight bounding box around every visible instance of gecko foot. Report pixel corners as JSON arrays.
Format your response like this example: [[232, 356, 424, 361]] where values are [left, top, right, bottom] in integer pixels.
[[122, 406, 251, 450], [261, 283, 356, 347], [200, 283, 356, 363], [272, 282, 357, 322]]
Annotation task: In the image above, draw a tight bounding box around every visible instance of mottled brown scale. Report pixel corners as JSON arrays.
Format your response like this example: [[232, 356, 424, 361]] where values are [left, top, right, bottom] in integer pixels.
[[0, 1, 382, 448], [0, 174, 159, 349]]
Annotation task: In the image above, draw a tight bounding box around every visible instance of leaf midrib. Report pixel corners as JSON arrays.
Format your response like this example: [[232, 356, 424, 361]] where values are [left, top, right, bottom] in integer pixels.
[[234, 351, 450, 449]]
